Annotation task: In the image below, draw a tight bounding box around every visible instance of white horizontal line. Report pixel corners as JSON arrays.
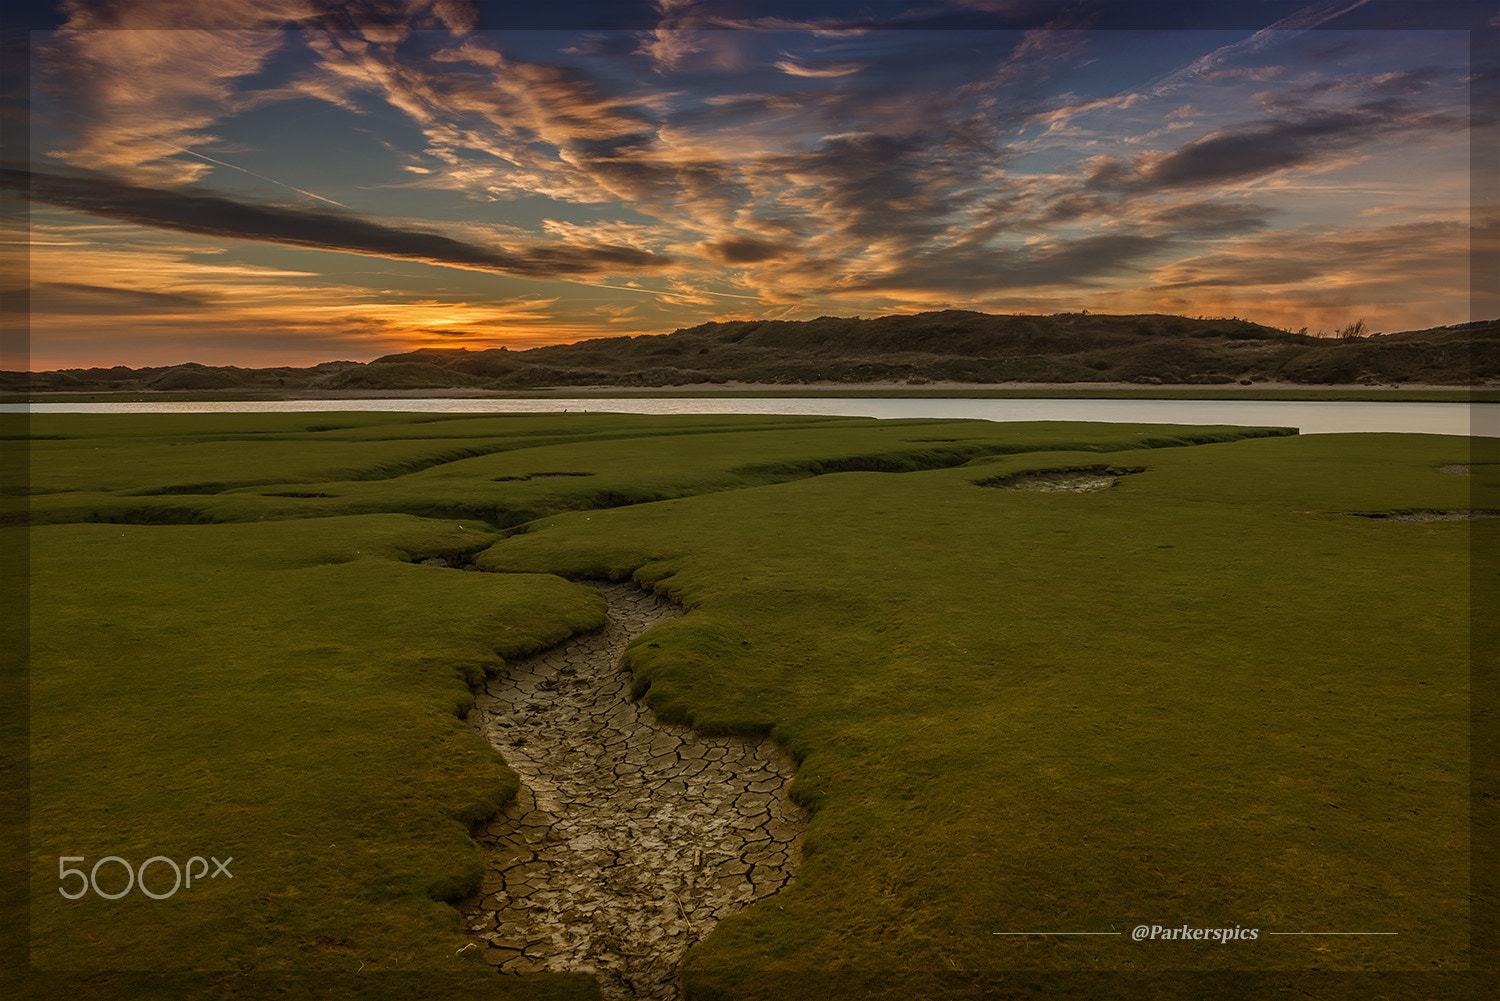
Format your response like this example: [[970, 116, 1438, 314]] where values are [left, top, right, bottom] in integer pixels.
[[992, 931, 1122, 935], [1267, 932, 1398, 936]]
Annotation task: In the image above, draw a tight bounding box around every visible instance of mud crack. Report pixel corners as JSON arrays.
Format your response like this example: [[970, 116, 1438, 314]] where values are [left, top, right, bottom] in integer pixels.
[[462, 582, 805, 1000], [974, 465, 1144, 493], [1350, 509, 1500, 523]]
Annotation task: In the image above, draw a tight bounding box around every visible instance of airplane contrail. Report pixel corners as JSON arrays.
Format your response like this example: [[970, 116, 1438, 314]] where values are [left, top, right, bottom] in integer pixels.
[[1145, 0, 1375, 99], [145, 136, 350, 209], [56, 102, 354, 210]]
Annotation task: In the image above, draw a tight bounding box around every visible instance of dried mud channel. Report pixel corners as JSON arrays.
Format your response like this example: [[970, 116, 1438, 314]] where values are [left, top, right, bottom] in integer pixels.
[[461, 582, 805, 1000]]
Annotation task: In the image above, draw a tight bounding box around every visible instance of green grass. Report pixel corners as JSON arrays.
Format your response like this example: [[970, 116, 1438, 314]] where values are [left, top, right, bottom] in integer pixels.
[[14, 412, 1485, 1000], [20, 513, 604, 999], [15, 413, 1283, 528], [479, 434, 1477, 991]]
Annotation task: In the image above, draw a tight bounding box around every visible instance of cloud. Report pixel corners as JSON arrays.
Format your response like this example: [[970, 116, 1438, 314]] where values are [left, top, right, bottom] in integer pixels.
[[807, 188, 1274, 298], [1086, 96, 1464, 192], [1141, 121, 1342, 188], [540, 217, 676, 252], [290, 31, 746, 217], [1144, 201, 1271, 236], [774, 55, 866, 78], [762, 131, 995, 252], [7, 167, 677, 279], [1137, 217, 1469, 333], [278, 24, 1031, 274], [1024, 93, 1140, 130], [633, 0, 757, 73], [836, 230, 1174, 296], [39, 2, 322, 184], [1149, 219, 1466, 291], [38, 1, 489, 186], [698, 236, 791, 264], [30, 281, 216, 313], [431, 40, 660, 145]]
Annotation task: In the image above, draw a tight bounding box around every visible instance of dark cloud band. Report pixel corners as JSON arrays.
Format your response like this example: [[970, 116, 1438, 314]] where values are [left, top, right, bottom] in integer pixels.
[[4, 167, 674, 278]]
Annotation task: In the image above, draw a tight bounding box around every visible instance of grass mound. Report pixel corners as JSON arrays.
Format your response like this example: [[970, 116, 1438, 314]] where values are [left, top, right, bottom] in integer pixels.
[[21, 513, 603, 995]]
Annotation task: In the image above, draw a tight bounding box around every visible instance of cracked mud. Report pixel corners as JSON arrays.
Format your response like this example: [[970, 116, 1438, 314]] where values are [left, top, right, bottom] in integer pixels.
[[1352, 509, 1500, 523], [976, 465, 1144, 493], [461, 583, 805, 1000]]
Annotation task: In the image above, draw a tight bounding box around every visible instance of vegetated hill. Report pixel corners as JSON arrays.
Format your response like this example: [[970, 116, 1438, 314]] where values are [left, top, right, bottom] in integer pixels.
[[9, 312, 1498, 392]]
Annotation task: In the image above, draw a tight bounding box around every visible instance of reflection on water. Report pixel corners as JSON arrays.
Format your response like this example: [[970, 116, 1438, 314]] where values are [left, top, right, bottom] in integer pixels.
[[5, 396, 1494, 436]]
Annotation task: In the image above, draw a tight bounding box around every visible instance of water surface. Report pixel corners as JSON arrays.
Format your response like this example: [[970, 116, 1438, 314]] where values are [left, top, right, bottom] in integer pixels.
[[7, 396, 1494, 436]]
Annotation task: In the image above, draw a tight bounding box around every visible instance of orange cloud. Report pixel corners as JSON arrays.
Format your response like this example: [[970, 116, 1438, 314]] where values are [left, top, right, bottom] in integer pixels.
[[773, 55, 866, 78], [41, 2, 318, 184]]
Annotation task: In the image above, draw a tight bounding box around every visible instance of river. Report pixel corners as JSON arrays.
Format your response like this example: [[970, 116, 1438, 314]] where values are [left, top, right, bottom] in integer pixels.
[[7, 396, 1495, 436]]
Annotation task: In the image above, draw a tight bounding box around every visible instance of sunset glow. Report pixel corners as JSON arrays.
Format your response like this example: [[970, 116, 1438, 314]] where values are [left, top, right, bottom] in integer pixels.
[[7, 1, 1492, 370]]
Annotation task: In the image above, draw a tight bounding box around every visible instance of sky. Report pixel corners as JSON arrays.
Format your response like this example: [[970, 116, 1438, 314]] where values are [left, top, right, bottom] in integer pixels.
[[4, 0, 1496, 370]]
